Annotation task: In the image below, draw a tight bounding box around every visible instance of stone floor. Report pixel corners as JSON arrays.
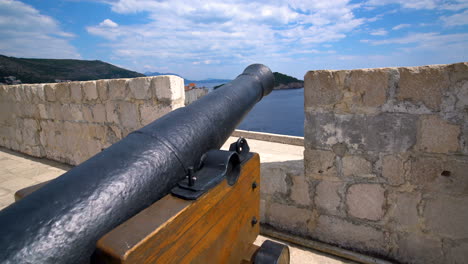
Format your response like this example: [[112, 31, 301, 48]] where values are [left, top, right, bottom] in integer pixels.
[[0, 138, 357, 264]]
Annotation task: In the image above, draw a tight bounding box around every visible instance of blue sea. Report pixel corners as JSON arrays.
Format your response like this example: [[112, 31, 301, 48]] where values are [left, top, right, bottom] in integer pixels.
[[237, 88, 304, 137]]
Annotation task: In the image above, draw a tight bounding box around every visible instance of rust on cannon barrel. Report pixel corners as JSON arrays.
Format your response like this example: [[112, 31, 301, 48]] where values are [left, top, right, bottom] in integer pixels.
[[0, 64, 275, 264]]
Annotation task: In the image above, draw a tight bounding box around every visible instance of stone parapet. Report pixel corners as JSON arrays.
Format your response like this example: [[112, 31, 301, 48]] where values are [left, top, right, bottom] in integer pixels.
[[0, 76, 185, 165], [270, 62, 467, 263]]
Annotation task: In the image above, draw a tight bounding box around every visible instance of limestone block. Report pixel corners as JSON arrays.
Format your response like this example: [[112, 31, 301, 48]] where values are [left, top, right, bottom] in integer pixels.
[[304, 70, 346, 107], [312, 215, 386, 253], [267, 203, 311, 233], [38, 104, 48, 119], [424, 195, 468, 239], [44, 84, 56, 102], [418, 115, 460, 154], [82, 105, 93, 122], [31, 84, 45, 103], [390, 192, 420, 229], [105, 125, 122, 144], [395, 232, 443, 264], [62, 104, 83, 121], [304, 148, 336, 177], [448, 62, 468, 84], [315, 180, 341, 215], [70, 82, 82, 102], [20, 103, 40, 119], [431, 157, 468, 195], [342, 155, 373, 177], [55, 83, 71, 103], [82, 81, 98, 101], [409, 156, 442, 187], [91, 104, 107, 123], [22, 84, 34, 102], [345, 68, 388, 108], [14, 85, 24, 102], [290, 175, 311, 206], [305, 111, 417, 153], [96, 80, 108, 101], [129, 77, 152, 99], [152, 75, 184, 102], [108, 79, 128, 100], [397, 65, 450, 111], [117, 102, 140, 129], [382, 155, 406, 186], [260, 164, 289, 195], [105, 102, 119, 124], [346, 184, 385, 221], [139, 103, 172, 126]]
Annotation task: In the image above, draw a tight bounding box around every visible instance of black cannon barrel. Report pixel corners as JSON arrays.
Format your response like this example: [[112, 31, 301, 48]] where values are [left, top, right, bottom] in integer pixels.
[[0, 64, 274, 264]]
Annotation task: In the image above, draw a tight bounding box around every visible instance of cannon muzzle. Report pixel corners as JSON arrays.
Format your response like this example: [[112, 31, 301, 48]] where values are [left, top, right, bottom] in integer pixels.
[[0, 64, 274, 263]]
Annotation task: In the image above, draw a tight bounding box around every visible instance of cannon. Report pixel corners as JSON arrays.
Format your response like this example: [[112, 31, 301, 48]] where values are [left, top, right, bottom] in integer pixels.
[[0, 64, 290, 263]]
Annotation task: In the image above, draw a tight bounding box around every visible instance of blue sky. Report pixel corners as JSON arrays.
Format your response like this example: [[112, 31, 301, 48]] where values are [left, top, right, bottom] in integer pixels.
[[0, 0, 467, 79]]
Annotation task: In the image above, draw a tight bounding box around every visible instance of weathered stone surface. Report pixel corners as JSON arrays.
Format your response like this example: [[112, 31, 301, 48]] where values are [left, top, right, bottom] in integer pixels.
[[390, 192, 420, 229], [96, 80, 108, 101], [44, 84, 56, 102], [260, 164, 289, 195], [117, 102, 139, 129], [62, 104, 83, 121], [418, 115, 460, 154], [152, 75, 184, 102], [424, 195, 468, 239], [290, 175, 311, 206], [305, 111, 417, 153], [267, 203, 311, 233], [37, 104, 48, 119], [55, 83, 70, 103], [304, 148, 336, 177], [408, 156, 442, 187], [108, 79, 128, 100], [70, 82, 82, 102], [346, 184, 385, 221], [447, 242, 468, 264], [342, 155, 373, 177], [139, 103, 172, 126], [448, 62, 468, 84], [129, 77, 151, 99], [312, 215, 386, 253], [91, 104, 107, 123], [260, 199, 266, 222], [382, 155, 406, 185], [105, 102, 119, 124], [305, 70, 346, 107], [347, 69, 388, 107], [395, 232, 443, 264], [82, 81, 98, 101], [315, 180, 341, 215], [397, 65, 450, 111]]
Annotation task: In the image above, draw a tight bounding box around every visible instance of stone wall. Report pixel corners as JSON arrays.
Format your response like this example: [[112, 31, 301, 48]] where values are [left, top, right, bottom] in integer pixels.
[[0, 76, 184, 165], [271, 62, 467, 263], [185, 87, 208, 105]]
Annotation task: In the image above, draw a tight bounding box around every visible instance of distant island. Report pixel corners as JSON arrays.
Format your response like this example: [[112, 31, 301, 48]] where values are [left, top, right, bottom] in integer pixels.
[[213, 72, 303, 90], [272, 72, 303, 90], [0, 55, 144, 84]]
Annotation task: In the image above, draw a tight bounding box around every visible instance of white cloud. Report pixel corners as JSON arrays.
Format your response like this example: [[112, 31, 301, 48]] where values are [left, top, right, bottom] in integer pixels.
[[366, 0, 468, 10], [87, 0, 364, 77], [392, 24, 411, 30], [370, 29, 388, 36], [99, 18, 118, 27], [0, 0, 80, 58], [441, 10, 468, 26], [365, 32, 468, 51]]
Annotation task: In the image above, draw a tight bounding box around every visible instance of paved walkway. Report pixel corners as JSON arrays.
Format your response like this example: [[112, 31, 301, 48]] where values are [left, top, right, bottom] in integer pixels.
[[0, 138, 356, 264]]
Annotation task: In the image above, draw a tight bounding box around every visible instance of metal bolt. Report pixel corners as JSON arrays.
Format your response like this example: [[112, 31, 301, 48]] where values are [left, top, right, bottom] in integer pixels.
[[252, 181, 257, 189], [251, 217, 258, 226]]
